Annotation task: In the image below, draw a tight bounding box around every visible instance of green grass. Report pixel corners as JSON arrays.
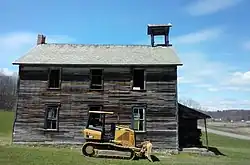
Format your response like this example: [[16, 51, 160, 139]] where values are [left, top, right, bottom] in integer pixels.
[[0, 111, 14, 134], [0, 111, 14, 145], [0, 111, 250, 165]]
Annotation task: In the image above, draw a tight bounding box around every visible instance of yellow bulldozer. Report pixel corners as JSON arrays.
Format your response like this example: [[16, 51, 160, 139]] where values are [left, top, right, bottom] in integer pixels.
[[81, 110, 153, 161]]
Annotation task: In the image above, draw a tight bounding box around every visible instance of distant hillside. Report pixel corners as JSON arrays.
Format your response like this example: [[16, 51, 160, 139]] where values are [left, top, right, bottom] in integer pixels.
[[207, 110, 250, 121]]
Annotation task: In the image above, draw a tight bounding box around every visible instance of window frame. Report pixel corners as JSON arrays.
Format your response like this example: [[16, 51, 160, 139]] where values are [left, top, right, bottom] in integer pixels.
[[44, 103, 60, 131], [132, 106, 146, 132], [90, 69, 104, 90], [132, 68, 146, 91], [47, 68, 62, 90]]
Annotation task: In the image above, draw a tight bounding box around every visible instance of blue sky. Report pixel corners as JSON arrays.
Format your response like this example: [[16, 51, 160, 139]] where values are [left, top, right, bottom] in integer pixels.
[[0, 0, 250, 110]]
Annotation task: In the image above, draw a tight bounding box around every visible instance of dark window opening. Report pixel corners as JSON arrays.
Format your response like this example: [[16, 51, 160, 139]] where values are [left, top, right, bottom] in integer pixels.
[[133, 69, 145, 90], [48, 69, 61, 88], [45, 104, 59, 130], [90, 69, 103, 90]]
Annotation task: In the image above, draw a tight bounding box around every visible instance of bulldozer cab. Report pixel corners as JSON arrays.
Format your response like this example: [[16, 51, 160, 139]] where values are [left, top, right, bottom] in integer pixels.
[[87, 111, 106, 131], [84, 111, 116, 141]]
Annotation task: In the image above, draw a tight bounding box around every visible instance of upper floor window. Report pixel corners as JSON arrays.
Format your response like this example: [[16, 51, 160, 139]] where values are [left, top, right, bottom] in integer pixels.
[[132, 69, 145, 90], [48, 68, 61, 89], [90, 69, 103, 90]]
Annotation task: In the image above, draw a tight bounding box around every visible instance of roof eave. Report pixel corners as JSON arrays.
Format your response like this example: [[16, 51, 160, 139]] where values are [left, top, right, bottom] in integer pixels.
[[12, 62, 183, 66], [178, 103, 212, 119]]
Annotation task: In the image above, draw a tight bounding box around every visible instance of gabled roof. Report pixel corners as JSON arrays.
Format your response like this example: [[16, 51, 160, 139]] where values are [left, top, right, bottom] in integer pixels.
[[12, 44, 182, 66], [178, 103, 212, 119]]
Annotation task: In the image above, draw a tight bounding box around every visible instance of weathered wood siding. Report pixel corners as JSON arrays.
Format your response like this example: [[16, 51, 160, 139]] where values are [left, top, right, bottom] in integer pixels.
[[13, 65, 178, 149]]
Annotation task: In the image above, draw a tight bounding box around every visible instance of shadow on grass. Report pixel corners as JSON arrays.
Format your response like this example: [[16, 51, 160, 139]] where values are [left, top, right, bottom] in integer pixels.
[[96, 154, 160, 162], [202, 146, 226, 156], [150, 155, 160, 162], [133, 154, 160, 162]]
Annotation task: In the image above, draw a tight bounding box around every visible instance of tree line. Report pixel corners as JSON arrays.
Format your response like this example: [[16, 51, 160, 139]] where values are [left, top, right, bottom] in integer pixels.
[[0, 71, 18, 111]]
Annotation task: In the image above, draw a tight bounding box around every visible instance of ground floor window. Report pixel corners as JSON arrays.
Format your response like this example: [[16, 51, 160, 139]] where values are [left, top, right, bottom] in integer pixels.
[[44, 104, 60, 130], [132, 107, 146, 132]]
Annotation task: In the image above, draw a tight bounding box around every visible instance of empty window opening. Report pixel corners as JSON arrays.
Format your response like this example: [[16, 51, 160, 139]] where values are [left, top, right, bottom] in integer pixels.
[[133, 69, 145, 90], [90, 69, 103, 90], [45, 104, 59, 130], [153, 35, 166, 45], [133, 107, 145, 131], [48, 69, 61, 88]]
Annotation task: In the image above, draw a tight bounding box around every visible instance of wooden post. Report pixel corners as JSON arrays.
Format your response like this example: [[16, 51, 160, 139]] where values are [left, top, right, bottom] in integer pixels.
[[164, 34, 169, 46], [204, 118, 209, 151], [151, 34, 154, 47]]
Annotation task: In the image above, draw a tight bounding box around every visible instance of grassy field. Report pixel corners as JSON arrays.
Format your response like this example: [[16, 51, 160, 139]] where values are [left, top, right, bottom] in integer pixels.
[[0, 110, 14, 145], [1, 111, 250, 165]]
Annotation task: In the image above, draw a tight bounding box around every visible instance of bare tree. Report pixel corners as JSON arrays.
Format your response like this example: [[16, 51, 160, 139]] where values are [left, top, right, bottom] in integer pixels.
[[0, 71, 17, 111], [179, 97, 207, 111]]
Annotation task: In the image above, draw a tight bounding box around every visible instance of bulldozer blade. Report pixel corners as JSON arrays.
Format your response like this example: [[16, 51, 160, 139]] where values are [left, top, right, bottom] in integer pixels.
[[144, 141, 153, 162], [139, 141, 153, 162]]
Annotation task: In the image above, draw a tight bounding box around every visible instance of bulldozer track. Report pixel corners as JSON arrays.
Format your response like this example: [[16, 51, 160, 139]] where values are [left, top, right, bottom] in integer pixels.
[[81, 141, 140, 160]]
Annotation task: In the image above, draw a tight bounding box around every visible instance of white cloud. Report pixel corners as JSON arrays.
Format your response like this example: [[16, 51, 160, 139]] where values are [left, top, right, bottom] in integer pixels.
[[0, 31, 75, 53], [201, 98, 250, 111], [228, 71, 250, 86], [179, 95, 250, 111], [177, 50, 250, 110], [0, 31, 75, 74], [242, 40, 250, 51], [207, 87, 219, 92], [46, 35, 75, 44], [177, 76, 184, 82], [194, 84, 212, 88], [0, 32, 35, 50], [0, 32, 74, 50], [186, 0, 243, 16], [0, 68, 14, 76], [172, 27, 223, 44], [177, 76, 198, 84], [136, 27, 224, 45], [180, 65, 250, 93], [177, 51, 236, 84], [193, 83, 250, 93]]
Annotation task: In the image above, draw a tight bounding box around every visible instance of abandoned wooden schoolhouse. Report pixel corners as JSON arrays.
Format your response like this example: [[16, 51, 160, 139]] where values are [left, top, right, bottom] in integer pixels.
[[12, 24, 211, 150]]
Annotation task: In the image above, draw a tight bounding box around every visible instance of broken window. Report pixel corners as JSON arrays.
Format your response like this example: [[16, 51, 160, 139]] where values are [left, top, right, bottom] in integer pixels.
[[45, 104, 60, 130], [133, 107, 145, 131], [132, 69, 145, 90], [48, 69, 61, 88], [90, 69, 103, 90]]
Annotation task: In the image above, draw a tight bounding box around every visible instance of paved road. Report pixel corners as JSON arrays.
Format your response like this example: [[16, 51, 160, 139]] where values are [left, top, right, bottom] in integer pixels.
[[198, 126, 250, 140]]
